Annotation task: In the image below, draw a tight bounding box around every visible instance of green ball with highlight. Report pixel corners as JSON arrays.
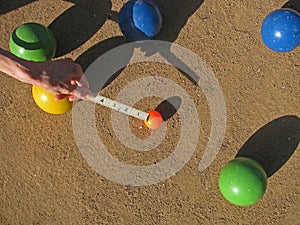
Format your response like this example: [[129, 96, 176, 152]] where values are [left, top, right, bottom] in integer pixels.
[[218, 157, 267, 206]]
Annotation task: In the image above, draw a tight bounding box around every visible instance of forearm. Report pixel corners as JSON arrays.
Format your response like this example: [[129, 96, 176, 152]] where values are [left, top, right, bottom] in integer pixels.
[[0, 48, 36, 84]]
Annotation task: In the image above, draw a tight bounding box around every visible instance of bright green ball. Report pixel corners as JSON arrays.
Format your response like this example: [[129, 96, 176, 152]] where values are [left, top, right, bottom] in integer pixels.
[[218, 157, 267, 206], [9, 22, 56, 62]]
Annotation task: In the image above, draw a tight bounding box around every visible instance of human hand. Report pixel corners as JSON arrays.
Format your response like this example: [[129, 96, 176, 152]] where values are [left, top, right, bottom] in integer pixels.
[[0, 48, 91, 101], [28, 58, 91, 101]]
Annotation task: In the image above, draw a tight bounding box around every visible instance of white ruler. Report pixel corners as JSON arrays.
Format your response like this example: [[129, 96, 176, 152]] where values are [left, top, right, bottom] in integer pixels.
[[88, 94, 149, 121]]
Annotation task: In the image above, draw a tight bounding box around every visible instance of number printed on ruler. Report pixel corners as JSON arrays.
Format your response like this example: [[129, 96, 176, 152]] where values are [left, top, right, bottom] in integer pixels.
[[93, 95, 149, 121]]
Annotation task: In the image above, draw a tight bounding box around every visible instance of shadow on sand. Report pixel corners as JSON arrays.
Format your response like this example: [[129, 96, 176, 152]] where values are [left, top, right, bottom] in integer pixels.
[[236, 115, 300, 177]]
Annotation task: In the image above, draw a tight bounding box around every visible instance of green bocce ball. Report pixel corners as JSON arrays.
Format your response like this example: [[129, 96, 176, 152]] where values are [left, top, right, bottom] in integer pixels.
[[9, 22, 56, 62], [219, 157, 267, 206]]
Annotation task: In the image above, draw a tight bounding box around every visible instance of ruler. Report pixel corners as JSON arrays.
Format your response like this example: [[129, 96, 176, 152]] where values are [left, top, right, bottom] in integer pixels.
[[88, 94, 149, 121]]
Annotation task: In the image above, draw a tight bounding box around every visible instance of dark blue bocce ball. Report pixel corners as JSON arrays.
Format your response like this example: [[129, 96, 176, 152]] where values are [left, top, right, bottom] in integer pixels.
[[118, 0, 162, 41], [261, 8, 300, 53]]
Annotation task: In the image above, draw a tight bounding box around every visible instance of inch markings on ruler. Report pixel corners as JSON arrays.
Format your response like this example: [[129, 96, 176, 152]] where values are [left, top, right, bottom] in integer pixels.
[[89, 95, 149, 121]]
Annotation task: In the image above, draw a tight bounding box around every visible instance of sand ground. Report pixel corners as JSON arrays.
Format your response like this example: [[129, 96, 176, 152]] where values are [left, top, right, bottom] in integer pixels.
[[0, 0, 299, 224]]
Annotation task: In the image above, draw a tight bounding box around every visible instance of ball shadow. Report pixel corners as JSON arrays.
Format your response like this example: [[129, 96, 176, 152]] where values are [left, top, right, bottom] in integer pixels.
[[48, 0, 112, 57], [155, 96, 182, 121], [236, 115, 300, 177], [154, 0, 205, 42], [0, 0, 37, 15], [282, 0, 300, 13], [75, 36, 128, 93]]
